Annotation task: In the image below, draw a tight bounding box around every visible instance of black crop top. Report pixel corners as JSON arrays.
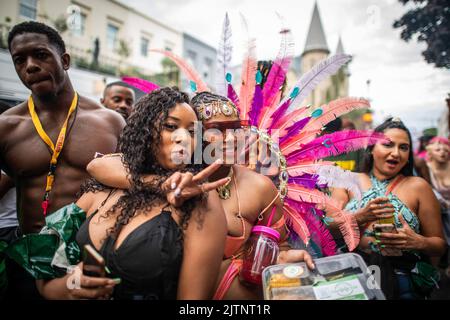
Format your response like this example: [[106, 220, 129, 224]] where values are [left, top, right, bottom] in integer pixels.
[[76, 209, 183, 300]]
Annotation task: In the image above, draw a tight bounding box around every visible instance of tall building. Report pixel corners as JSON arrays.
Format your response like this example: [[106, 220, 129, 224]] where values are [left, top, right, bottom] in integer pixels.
[[288, 1, 351, 108], [0, 0, 183, 77], [182, 33, 216, 94], [0, 0, 184, 102]]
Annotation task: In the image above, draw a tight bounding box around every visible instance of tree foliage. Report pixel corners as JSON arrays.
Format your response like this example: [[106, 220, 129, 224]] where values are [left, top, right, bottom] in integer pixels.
[[393, 0, 450, 69]]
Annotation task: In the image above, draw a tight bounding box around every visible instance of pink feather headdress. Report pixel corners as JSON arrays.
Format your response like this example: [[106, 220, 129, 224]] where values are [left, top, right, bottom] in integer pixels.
[[122, 15, 389, 256]]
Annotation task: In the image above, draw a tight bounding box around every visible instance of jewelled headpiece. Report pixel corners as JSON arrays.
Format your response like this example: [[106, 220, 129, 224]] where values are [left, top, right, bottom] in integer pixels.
[[196, 100, 239, 120]]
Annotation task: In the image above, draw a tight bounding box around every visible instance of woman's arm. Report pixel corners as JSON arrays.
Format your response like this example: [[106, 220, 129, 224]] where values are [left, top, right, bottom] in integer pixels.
[[327, 187, 351, 235], [255, 175, 315, 269], [87, 154, 131, 189], [379, 178, 446, 257], [36, 263, 116, 300], [177, 192, 227, 299], [0, 172, 14, 199], [412, 179, 446, 256]]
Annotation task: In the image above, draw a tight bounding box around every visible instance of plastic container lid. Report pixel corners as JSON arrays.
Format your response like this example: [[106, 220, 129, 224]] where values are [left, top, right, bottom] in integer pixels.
[[251, 226, 280, 241]]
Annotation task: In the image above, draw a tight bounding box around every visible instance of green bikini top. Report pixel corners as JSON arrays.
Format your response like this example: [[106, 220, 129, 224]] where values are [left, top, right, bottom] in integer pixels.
[[345, 174, 420, 234]]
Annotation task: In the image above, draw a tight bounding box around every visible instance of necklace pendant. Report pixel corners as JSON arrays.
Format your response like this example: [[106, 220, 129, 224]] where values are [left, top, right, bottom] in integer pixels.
[[218, 187, 231, 200]]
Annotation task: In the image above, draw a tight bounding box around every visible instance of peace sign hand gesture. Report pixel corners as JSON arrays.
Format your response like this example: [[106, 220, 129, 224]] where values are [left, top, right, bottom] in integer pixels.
[[162, 159, 230, 207]]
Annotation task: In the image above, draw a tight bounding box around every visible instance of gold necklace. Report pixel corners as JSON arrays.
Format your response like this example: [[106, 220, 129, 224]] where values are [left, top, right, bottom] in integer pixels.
[[216, 166, 234, 200]]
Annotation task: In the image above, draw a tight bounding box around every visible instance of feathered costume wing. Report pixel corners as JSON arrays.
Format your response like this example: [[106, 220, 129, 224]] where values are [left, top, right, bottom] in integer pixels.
[[123, 15, 388, 256]]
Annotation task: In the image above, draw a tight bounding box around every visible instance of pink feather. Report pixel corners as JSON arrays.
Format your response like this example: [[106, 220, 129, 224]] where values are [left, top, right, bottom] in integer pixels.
[[283, 202, 310, 245], [268, 98, 291, 130], [238, 38, 257, 121], [287, 199, 336, 256], [286, 192, 359, 252], [280, 130, 320, 155], [305, 97, 371, 132], [286, 130, 387, 163], [121, 76, 159, 93], [276, 106, 310, 135], [150, 49, 209, 93], [259, 29, 294, 129], [287, 184, 341, 208], [322, 201, 360, 252], [286, 161, 335, 176]]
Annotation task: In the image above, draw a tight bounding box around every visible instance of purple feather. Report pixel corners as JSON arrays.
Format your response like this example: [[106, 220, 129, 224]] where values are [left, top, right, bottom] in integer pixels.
[[279, 117, 311, 144], [288, 173, 318, 189], [248, 84, 263, 126], [287, 199, 336, 256], [286, 130, 387, 164], [227, 83, 240, 108], [268, 98, 291, 130]]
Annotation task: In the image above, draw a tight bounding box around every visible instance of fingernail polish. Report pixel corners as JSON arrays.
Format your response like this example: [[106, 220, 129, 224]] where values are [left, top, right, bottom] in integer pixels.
[[375, 232, 381, 237], [375, 240, 381, 243], [216, 159, 223, 164], [381, 245, 386, 248], [174, 188, 181, 197], [112, 278, 121, 284], [171, 182, 177, 190], [105, 266, 112, 274]]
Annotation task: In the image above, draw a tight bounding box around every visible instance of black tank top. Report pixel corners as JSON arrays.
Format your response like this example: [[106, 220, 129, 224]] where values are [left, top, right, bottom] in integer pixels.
[[76, 205, 183, 300]]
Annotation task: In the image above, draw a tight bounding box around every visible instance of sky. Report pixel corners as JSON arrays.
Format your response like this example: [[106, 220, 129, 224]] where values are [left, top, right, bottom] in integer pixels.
[[120, 0, 449, 138]]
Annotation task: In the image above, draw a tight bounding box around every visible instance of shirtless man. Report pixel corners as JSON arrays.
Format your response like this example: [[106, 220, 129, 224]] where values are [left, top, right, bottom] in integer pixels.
[[0, 21, 125, 233], [0, 21, 125, 298], [100, 81, 135, 119]]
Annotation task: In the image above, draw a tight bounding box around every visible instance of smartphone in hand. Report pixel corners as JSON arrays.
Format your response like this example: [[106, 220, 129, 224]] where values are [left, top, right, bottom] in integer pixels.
[[82, 244, 106, 277], [373, 224, 402, 257]]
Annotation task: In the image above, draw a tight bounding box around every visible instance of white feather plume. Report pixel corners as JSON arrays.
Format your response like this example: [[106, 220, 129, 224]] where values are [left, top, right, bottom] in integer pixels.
[[316, 165, 362, 201]]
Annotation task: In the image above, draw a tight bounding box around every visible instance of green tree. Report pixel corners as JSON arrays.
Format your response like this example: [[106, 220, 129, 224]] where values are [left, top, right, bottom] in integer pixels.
[[393, 0, 450, 69]]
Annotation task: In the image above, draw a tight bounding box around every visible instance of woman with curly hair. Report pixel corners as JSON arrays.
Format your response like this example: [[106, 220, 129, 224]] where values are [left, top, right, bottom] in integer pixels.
[[87, 91, 315, 300], [36, 87, 227, 300]]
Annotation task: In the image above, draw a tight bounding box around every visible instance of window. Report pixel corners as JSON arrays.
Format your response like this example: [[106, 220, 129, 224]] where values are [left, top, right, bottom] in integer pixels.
[[140, 37, 149, 57], [164, 41, 174, 52], [187, 50, 197, 66], [71, 13, 86, 37], [19, 0, 37, 20], [203, 57, 213, 78], [106, 23, 119, 50]]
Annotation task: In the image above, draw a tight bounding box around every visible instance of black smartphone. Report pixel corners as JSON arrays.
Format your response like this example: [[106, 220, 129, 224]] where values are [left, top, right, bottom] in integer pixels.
[[82, 244, 106, 277]]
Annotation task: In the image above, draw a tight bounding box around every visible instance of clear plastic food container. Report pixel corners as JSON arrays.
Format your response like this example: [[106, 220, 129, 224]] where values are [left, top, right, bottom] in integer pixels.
[[262, 253, 385, 300]]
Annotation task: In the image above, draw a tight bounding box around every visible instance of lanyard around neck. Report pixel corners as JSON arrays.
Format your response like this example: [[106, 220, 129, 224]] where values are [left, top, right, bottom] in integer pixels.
[[28, 92, 78, 216]]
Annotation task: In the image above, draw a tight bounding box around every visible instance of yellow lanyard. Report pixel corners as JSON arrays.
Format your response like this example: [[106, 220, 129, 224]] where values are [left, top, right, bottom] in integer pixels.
[[28, 92, 78, 216]]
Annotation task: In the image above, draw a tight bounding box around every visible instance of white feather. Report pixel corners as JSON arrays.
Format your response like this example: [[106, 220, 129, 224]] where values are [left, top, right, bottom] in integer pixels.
[[316, 165, 362, 201]]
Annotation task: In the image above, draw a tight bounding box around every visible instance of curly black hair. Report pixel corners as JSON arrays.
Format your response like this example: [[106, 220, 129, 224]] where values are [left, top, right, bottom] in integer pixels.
[[82, 87, 204, 238], [8, 21, 66, 54], [361, 117, 414, 176]]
